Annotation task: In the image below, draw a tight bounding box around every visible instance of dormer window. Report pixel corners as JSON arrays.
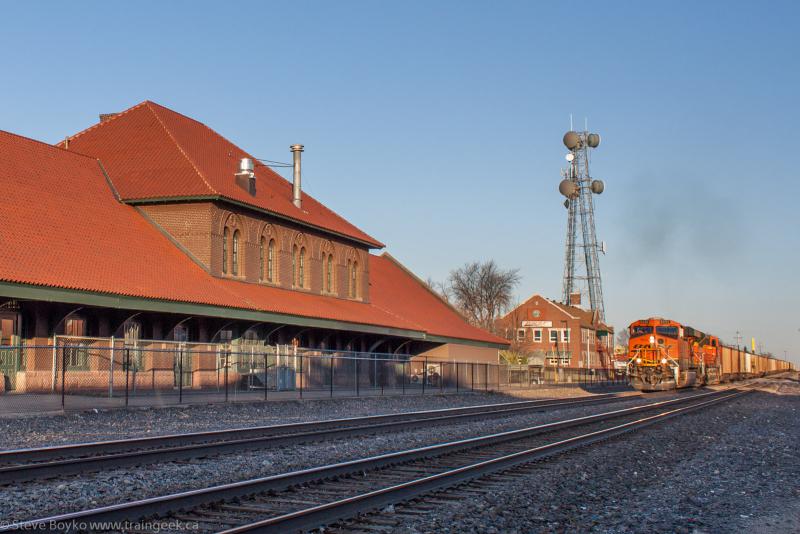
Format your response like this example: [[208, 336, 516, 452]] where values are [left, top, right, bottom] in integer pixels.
[[292, 244, 307, 288], [298, 246, 306, 287], [222, 227, 229, 274], [259, 237, 265, 281], [268, 239, 276, 282], [232, 230, 240, 276], [325, 254, 334, 293], [348, 260, 359, 298]]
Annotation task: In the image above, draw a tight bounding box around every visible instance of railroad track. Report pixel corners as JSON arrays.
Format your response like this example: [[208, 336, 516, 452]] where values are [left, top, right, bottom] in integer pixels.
[[2, 388, 747, 533], [0, 392, 640, 485]]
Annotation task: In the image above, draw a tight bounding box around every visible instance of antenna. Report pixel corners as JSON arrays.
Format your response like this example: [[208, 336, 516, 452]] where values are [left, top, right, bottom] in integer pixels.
[[569, 114, 573, 131], [558, 128, 607, 321]]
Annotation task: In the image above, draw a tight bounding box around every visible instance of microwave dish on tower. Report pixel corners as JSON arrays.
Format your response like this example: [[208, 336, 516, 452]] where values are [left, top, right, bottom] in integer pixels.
[[558, 127, 607, 321]]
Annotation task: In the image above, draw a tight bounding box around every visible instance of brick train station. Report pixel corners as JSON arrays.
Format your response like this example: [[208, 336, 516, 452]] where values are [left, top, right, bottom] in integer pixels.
[[0, 101, 508, 394]]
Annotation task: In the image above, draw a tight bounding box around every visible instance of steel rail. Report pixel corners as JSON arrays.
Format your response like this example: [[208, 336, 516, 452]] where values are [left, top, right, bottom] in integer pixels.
[[0, 392, 636, 485], [1, 388, 738, 531], [226, 389, 748, 534]]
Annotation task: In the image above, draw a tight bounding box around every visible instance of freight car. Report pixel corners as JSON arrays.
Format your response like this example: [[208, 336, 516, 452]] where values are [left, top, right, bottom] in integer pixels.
[[626, 317, 793, 392]]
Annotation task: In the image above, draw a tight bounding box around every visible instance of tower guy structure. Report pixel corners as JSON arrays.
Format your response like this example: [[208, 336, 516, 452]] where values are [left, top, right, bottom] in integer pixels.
[[558, 129, 606, 321]]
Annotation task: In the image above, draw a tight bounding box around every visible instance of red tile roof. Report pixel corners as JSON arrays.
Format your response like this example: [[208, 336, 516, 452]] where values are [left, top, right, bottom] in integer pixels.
[[0, 129, 504, 346], [370, 254, 508, 345], [60, 101, 383, 248]]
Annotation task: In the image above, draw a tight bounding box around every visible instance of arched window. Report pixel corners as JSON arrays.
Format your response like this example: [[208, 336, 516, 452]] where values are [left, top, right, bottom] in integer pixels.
[[222, 227, 229, 274], [299, 247, 306, 287], [326, 254, 334, 292], [232, 230, 240, 276], [268, 239, 276, 283], [292, 245, 298, 286], [351, 260, 358, 298], [259, 237, 265, 281], [346, 260, 352, 296]]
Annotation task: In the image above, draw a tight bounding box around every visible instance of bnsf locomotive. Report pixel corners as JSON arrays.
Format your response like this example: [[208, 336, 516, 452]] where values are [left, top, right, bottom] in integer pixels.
[[626, 317, 792, 392]]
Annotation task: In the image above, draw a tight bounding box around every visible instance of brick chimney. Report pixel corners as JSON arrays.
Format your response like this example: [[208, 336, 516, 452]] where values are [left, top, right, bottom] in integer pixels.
[[569, 292, 582, 307], [99, 113, 118, 123]]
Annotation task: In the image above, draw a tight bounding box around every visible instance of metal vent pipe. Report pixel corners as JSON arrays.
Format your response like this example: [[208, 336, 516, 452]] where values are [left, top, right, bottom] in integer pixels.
[[290, 144, 304, 208]]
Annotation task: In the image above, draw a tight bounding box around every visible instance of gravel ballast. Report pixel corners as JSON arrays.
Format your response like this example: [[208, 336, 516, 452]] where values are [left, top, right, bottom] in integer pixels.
[[1, 390, 648, 522], [381, 377, 800, 534], [0, 387, 621, 450]]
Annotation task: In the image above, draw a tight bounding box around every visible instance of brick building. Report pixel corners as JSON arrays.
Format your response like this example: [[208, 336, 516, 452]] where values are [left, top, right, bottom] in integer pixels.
[[498, 294, 613, 368], [0, 101, 507, 392]]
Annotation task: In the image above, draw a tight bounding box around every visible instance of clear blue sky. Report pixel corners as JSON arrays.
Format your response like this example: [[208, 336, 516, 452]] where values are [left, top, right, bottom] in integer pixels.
[[2, 2, 798, 363]]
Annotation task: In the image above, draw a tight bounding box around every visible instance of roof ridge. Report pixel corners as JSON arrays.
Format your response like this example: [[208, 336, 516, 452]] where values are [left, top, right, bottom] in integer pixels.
[[144, 102, 384, 248], [0, 129, 101, 163], [60, 101, 150, 146], [144, 102, 217, 195]]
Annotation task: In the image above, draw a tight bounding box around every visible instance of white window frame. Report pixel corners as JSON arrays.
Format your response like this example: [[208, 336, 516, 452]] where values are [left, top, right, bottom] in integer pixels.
[[562, 329, 570, 343], [533, 329, 542, 342], [516, 328, 526, 342], [549, 329, 558, 343]]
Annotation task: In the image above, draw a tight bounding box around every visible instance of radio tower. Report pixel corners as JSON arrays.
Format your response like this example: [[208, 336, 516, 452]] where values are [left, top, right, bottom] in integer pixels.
[[558, 128, 606, 321]]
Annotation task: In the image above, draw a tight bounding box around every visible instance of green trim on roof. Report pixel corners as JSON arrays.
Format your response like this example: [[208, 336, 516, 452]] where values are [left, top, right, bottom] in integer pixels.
[[123, 195, 383, 249], [0, 281, 423, 339]]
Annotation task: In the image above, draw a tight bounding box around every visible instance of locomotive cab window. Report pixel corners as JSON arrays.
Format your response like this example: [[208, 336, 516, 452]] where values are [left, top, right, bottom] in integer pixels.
[[656, 326, 679, 338], [630, 325, 653, 337]]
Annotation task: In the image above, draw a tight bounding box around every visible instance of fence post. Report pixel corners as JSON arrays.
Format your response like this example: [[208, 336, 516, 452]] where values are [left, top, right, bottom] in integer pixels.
[[124, 348, 130, 408], [299, 353, 303, 399], [485, 363, 489, 391], [402, 360, 406, 395], [108, 337, 115, 398], [330, 355, 334, 398], [264, 350, 269, 401], [224, 348, 230, 402], [152, 365, 155, 393], [61, 344, 67, 409], [355, 357, 360, 397], [380, 360, 384, 396], [51, 338, 58, 393], [440, 363, 444, 393], [422, 358, 427, 395], [471, 363, 475, 391], [456, 362, 459, 393], [178, 348, 183, 404]]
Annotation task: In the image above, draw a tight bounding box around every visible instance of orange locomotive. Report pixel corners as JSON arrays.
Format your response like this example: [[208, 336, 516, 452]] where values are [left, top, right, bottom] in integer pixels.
[[627, 318, 721, 391]]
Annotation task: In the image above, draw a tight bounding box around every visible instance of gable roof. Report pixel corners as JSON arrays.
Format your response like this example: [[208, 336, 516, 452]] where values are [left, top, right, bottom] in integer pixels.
[[502, 293, 612, 331], [60, 101, 383, 248], [0, 129, 505, 347]]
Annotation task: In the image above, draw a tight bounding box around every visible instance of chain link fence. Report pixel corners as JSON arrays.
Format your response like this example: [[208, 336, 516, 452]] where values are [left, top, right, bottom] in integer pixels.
[[0, 338, 628, 415]]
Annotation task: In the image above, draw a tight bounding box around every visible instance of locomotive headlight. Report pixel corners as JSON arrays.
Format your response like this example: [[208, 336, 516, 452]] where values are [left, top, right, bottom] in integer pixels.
[[649, 336, 656, 344], [636, 357, 642, 364], [661, 358, 667, 364]]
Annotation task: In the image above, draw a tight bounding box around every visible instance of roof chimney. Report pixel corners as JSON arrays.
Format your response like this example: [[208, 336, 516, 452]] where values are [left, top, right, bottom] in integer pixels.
[[569, 292, 582, 307], [99, 113, 118, 123], [235, 158, 256, 195], [290, 144, 304, 209]]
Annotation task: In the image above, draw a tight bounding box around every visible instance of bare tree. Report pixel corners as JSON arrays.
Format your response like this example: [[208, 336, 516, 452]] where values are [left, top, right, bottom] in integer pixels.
[[447, 260, 520, 333], [425, 276, 452, 304], [616, 328, 629, 348]]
